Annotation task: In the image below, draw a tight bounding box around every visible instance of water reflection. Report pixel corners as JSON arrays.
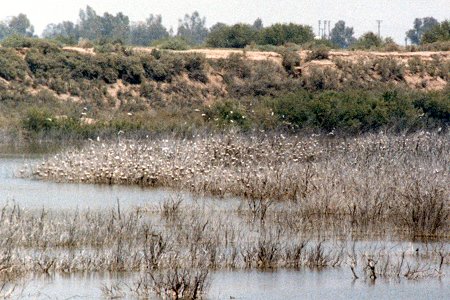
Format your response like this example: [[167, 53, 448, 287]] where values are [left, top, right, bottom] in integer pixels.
[[11, 269, 450, 299]]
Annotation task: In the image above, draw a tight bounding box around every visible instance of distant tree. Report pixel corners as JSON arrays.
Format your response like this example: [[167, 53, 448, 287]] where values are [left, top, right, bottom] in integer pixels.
[[0, 13, 34, 41], [421, 20, 450, 44], [177, 11, 208, 44], [206, 23, 228, 48], [206, 23, 256, 48], [406, 17, 439, 45], [78, 6, 103, 41], [8, 14, 34, 36], [252, 18, 263, 30], [100, 12, 130, 43], [43, 21, 80, 44], [0, 23, 10, 40], [353, 32, 383, 49], [259, 23, 315, 45], [330, 20, 356, 48], [130, 15, 169, 46], [77, 6, 130, 43]]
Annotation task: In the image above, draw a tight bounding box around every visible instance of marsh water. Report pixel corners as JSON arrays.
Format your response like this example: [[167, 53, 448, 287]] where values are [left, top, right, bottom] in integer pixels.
[[1, 150, 449, 299]]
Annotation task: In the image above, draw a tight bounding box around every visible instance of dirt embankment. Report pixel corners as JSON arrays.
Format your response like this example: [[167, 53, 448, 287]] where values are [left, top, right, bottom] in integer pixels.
[[63, 47, 450, 91], [65, 46, 450, 64]]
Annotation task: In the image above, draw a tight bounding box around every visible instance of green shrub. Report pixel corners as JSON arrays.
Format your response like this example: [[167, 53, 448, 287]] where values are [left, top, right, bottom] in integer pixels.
[[305, 46, 330, 61], [184, 54, 208, 83], [408, 57, 426, 75], [141, 52, 184, 82], [279, 49, 301, 75], [204, 99, 250, 129], [374, 58, 405, 81], [22, 108, 57, 133], [214, 53, 252, 79], [352, 32, 383, 50], [413, 93, 450, 126], [0, 48, 28, 80], [2, 35, 61, 53], [302, 67, 340, 91], [152, 37, 191, 50], [259, 23, 315, 46], [206, 24, 257, 48]]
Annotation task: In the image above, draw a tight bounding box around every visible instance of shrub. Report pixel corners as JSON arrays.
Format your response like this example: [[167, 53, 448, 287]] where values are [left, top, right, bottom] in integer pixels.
[[152, 37, 191, 50], [22, 108, 57, 133], [214, 53, 252, 79], [305, 46, 330, 62], [0, 48, 28, 80], [413, 93, 450, 127], [408, 57, 426, 75], [352, 32, 383, 50], [206, 23, 257, 48], [302, 67, 340, 91], [204, 99, 250, 129], [184, 54, 208, 83], [141, 52, 184, 82], [374, 58, 405, 81], [426, 55, 449, 79], [259, 23, 315, 46], [2, 35, 61, 54], [280, 49, 301, 75]]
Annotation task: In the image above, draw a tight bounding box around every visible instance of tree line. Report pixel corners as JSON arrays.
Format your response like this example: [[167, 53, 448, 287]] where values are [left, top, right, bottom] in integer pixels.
[[1, 7, 448, 49]]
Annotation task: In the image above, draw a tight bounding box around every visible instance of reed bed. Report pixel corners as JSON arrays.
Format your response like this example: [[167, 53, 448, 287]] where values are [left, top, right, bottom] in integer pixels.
[[29, 132, 449, 239], [0, 200, 448, 276], [15, 132, 449, 298]]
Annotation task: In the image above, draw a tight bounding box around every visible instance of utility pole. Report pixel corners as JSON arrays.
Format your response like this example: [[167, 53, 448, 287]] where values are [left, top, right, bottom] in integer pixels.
[[376, 20, 383, 38], [318, 20, 321, 37], [328, 20, 331, 39]]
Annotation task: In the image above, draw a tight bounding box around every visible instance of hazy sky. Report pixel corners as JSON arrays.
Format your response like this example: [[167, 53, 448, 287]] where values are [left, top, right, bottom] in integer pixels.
[[2, 1, 449, 43]]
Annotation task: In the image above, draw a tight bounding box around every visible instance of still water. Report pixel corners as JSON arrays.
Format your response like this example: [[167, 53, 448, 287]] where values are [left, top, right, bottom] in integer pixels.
[[1, 154, 449, 299], [12, 270, 450, 299], [0, 155, 173, 210]]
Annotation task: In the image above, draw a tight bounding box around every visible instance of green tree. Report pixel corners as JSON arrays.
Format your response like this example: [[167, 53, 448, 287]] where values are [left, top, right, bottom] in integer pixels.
[[330, 20, 356, 48], [259, 23, 314, 45], [406, 17, 439, 45], [130, 15, 169, 46], [0, 14, 34, 40], [78, 6, 102, 41], [43, 21, 80, 44], [177, 11, 208, 44], [421, 20, 450, 44], [206, 23, 256, 48], [206, 23, 229, 48], [100, 12, 130, 43], [8, 13, 34, 36], [354, 32, 383, 49]]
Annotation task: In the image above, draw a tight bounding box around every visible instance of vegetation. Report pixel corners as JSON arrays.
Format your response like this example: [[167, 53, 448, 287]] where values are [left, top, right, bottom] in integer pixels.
[[0, 9, 448, 298], [421, 20, 450, 44], [32, 134, 449, 238], [352, 32, 383, 50], [406, 17, 439, 45], [330, 20, 356, 48], [0, 41, 447, 141], [259, 23, 315, 46], [206, 23, 258, 48], [305, 46, 330, 61]]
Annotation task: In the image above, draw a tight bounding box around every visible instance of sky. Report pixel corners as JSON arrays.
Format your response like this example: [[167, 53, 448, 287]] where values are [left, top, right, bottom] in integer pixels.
[[1, 1, 449, 43]]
